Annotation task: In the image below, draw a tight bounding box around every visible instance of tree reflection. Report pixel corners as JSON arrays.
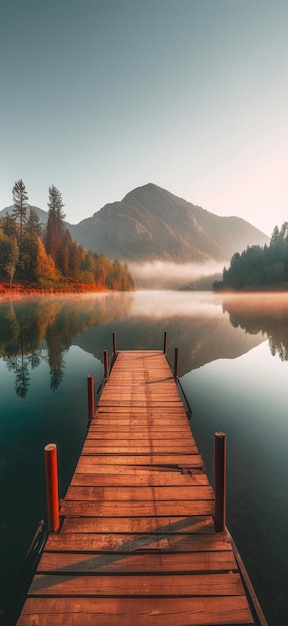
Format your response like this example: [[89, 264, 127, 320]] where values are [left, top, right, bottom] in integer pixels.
[[4, 355, 30, 398], [2, 292, 285, 399], [223, 294, 288, 361], [0, 294, 133, 397]]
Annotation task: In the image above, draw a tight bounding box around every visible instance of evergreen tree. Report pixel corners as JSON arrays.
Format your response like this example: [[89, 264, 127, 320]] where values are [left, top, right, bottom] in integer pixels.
[[5, 236, 19, 286], [12, 179, 29, 261], [45, 185, 66, 266], [23, 208, 42, 279], [27, 207, 42, 238], [214, 221, 288, 291], [270, 225, 280, 246], [1, 213, 18, 238]]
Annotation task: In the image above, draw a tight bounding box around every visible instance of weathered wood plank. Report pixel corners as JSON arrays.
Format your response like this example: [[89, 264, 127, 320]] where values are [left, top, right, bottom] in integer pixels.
[[45, 532, 231, 553], [60, 515, 214, 534], [87, 427, 193, 436], [37, 550, 238, 574], [74, 462, 203, 474], [16, 596, 255, 626], [70, 472, 209, 486], [78, 454, 204, 467], [99, 401, 184, 407], [60, 499, 214, 517], [82, 444, 198, 454], [65, 485, 214, 501], [86, 433, 195, 442], [96, 407, 187, 413], [29, 572, 244, 597]]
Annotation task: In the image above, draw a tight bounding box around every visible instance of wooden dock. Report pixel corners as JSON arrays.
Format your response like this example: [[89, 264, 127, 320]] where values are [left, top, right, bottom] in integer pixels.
[[17, 348, 266, 625]]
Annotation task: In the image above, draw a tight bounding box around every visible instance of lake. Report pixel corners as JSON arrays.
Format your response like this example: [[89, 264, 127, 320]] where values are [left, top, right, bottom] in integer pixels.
[[0, 290, 287, 625]]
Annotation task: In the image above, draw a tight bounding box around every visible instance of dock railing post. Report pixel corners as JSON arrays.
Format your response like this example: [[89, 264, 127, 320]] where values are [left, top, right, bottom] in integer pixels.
[[214, 432, 226, 532], [44, 443, 60, 533], [113, 332, 117, 355], [104, 349, 109, 379], [174, 347, 179, 379], [87, 374, 95, 421], [163, 331, 167, 355]]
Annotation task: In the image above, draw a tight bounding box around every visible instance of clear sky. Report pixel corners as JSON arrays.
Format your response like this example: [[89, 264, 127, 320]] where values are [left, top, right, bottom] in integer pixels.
[[1, 0, 287, 236]]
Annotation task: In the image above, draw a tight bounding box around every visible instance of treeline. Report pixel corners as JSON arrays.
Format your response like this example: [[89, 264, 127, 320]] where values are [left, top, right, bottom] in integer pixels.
[[0, 180, 134, 291], [213, 222, 288, 291]]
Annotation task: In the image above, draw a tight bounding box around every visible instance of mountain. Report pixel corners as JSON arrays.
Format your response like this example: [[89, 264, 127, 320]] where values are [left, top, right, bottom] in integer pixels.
[[0, 205, 50, 226], [1, 184, 269, 265], [68, 183, 269, 263]]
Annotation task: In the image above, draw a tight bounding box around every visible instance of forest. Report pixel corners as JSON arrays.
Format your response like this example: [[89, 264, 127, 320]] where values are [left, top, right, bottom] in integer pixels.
[[213, 222, 288, 291], [0, 180, 134, 292]]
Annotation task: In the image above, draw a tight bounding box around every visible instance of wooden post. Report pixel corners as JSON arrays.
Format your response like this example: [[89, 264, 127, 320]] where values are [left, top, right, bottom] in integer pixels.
[[87, 374, 95, 421], [113, 332, 117, 355], [174, 347, 179, 379], [44, 444, 60, 533], [163, 331, 167, 355], [104, 349, 109, 379], [214, 432, 226, 532]]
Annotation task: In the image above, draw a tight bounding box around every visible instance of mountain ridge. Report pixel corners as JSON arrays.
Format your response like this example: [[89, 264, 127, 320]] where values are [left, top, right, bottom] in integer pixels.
[[1, 183, 269, 266]]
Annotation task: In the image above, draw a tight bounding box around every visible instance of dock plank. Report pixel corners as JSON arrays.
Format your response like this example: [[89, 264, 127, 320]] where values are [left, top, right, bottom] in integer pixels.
[[65, 485, 214, 501], [37, 550, 238, 574], [29, 572, 244, 597], [17, 597, 255, 626]]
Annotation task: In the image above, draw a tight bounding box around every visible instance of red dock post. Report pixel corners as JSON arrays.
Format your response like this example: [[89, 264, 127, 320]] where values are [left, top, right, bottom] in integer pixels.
[[44, 443, 60, 533], [104, 349, 109, 379], [87, 374, 95, 421], [214, 432, 227, 532], [174, 347, 179, 379], [113, 332, 117, 355], [163, 331, 167, 355]]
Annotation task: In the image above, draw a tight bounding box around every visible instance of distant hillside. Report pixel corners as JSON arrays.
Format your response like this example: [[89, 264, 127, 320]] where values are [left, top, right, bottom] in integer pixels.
[[68, 183, 269, 263], [0, 205, 71, 229], [1, 184, 269, 266]]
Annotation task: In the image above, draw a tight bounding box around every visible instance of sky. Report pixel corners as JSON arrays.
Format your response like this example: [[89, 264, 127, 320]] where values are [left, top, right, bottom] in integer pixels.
[[1, 0, 287, 236]]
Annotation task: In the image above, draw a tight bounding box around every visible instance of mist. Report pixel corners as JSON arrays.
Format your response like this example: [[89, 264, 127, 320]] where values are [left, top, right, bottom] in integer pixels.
[[129, 260, 225, 290]]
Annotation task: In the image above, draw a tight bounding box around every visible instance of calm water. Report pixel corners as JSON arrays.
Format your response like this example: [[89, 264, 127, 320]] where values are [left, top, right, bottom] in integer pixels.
[[0, 290, 287, 625]]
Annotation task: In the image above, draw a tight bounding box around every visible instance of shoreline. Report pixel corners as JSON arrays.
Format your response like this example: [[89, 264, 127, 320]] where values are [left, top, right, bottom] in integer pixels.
[[0, 281, 110, 300]]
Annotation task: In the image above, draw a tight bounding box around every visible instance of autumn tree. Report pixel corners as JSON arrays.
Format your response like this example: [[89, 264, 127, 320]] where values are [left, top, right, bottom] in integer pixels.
[[95, 254, 113, 287], [34, 238, 60, 286]]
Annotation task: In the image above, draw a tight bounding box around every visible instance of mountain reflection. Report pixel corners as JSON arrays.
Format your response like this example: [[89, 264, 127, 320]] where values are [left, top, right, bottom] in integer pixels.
[[0, 292, 268, 397], [222, 293, 288, 361]]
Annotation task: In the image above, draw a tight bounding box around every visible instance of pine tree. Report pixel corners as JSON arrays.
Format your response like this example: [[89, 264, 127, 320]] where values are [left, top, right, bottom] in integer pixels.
[[23, 208, 43, 279], [12, 179, 29, 261], [5, 235, 19, 286], [45, 185, 66, 267], [27, 207, 42, 238]]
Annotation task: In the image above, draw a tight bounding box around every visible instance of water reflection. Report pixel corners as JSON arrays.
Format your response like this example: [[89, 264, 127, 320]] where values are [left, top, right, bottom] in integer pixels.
[[3, 291, 288, 398], [0, 292, 267, 397], [0, 293, 133, 397], [222, 293, 288, 361]]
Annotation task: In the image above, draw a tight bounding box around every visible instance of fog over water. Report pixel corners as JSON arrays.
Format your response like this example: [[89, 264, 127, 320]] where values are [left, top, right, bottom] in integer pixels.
[[129, 260, 225, 289]]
